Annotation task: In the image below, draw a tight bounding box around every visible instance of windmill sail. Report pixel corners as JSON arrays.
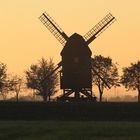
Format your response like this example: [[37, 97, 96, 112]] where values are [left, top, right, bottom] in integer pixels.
[[84, 13, 116, 45], [39, 12, 68, 46], [91, 67, 110, 89]]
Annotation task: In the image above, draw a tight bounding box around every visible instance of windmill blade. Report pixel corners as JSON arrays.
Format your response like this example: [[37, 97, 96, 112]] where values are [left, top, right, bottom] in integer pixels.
[[39, 12, 69, 46], [41, 61, 62, 84], [91, 67, 110, 89], [84, 13, 116, 45], [46, 61, 62, 78]]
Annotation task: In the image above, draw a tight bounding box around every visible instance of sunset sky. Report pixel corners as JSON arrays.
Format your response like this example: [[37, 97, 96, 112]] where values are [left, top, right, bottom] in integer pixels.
[[0, 0, 140, 97]]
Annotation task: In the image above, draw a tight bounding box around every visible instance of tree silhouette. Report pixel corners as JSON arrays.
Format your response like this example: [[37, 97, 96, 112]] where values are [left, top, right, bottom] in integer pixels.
[[0, 63, 8, 100], [91, 55, 119, 102], [121, 61, 140, 102], [8, 75, 23, 102], [25, 58, 58, 102]]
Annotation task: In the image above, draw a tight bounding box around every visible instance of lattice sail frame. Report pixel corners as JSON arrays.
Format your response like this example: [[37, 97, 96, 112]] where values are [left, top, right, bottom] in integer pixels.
[[39, 12, 68, 46], [83, 13, 116, 44]]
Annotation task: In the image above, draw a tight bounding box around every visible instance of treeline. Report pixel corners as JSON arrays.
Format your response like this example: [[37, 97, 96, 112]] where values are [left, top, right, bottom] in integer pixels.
[[0, 55, 140, 102]]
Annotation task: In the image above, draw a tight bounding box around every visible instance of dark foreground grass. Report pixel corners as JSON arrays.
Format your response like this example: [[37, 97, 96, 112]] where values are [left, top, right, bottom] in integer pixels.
[[0, 121, 140, 140]]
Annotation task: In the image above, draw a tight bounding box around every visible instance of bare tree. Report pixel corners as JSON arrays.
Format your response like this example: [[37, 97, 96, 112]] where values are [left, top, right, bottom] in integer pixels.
[[121, 61, 140, 102], [91, 55, 120, 102], [25, 58, 58, 102], [9, 75, 23, 102], [0, 62, 8, 100]]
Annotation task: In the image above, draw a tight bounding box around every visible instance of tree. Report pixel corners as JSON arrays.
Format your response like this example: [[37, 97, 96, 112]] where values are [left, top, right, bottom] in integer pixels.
[[25, 58, 58, 102], [0, 62, 8, 100], [8, 75, 23, 102], [121, 61, 140, 102], [91, 55, 119, 102]]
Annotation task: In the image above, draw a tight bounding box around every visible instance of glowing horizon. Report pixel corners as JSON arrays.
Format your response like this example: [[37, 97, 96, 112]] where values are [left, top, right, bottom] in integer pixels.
[[0, 0, 140, 97]]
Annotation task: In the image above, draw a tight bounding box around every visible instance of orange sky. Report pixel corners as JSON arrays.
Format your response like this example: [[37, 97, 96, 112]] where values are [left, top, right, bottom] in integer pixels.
[[0, 0, 140, 97]]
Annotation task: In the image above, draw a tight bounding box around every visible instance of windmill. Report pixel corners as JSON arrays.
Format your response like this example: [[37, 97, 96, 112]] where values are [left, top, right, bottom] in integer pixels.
[[39, 12, 116, 102]]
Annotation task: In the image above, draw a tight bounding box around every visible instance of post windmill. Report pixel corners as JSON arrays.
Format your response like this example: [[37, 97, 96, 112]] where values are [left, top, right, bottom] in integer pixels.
[[39, 12, 116, 102]]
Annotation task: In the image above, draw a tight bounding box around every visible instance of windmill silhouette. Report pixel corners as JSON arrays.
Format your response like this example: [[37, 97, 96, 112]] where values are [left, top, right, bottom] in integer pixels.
[[39, 12, 116, 102]]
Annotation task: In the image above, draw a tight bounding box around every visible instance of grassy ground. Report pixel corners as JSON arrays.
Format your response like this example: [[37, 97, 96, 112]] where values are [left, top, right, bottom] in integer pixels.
[[0, 121, 140, 140]]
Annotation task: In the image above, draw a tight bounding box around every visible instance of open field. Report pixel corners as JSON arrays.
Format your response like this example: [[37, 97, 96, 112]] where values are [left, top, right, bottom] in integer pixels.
[[0, 121, 140, 140], [1, 102, 140, 140]]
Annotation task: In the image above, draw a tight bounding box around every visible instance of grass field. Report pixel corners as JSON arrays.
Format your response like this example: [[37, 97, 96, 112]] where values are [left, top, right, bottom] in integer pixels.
[[0, 121, 140, 140]]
